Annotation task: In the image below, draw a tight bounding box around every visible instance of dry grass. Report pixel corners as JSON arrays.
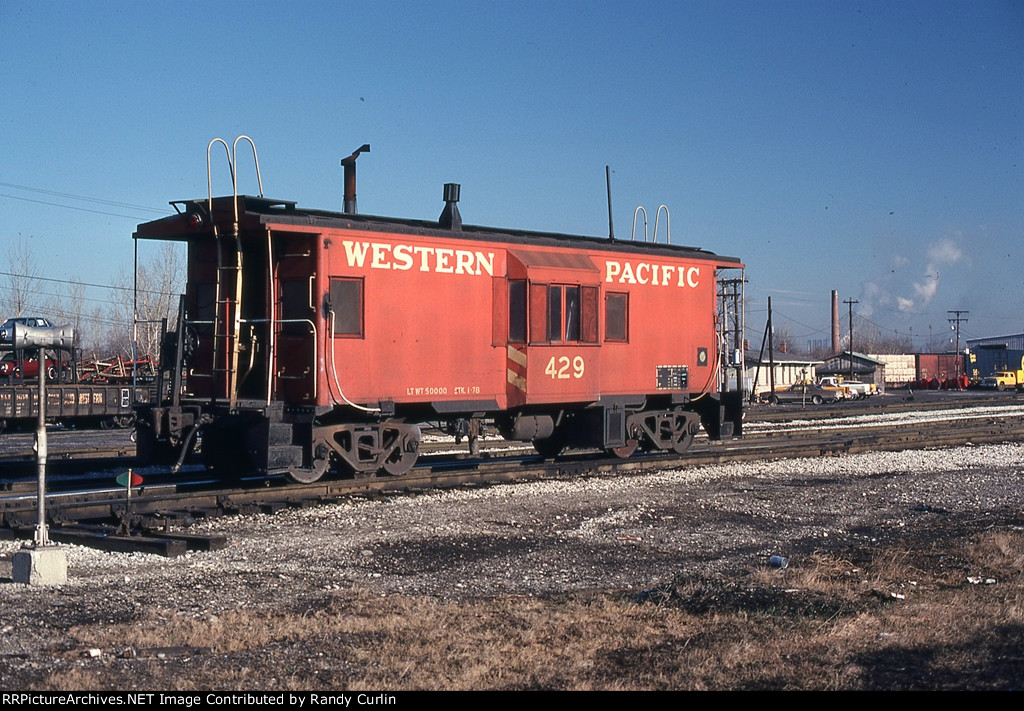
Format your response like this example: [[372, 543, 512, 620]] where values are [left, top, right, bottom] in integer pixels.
[[33, 523, 1024, 690]]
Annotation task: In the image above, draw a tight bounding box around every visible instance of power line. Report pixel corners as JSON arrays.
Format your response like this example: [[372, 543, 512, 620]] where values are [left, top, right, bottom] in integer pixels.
[[0, 181, 169, 213], [0, 193, 162, 220], [0, 270, 180, 297]]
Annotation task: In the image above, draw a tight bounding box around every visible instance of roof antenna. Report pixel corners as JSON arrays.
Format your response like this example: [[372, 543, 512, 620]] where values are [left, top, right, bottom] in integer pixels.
[[341, 144, 370, 214], [606, 165, 615, 241]]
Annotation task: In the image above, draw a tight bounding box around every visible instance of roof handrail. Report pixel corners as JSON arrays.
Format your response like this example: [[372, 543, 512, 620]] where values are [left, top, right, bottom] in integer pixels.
[[653, 204, 671, 244], [631, 205, 648, 242], [206, 138, 234, 216]]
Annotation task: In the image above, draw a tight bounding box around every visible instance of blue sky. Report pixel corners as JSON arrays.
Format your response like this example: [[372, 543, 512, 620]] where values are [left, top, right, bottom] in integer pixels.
[[1, 0, 1021, 351]]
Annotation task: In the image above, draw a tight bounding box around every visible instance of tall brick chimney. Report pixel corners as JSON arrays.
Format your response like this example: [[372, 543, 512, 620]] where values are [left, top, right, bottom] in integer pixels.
[[831, 290, 840, 354]]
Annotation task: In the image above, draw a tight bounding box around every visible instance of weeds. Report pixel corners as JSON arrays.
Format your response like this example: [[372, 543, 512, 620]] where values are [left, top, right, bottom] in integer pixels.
[[20, 523, 1024, 690]]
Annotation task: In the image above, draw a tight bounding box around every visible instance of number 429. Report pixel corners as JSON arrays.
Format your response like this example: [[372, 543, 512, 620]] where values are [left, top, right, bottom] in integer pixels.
[[545, 355, 585, 379]]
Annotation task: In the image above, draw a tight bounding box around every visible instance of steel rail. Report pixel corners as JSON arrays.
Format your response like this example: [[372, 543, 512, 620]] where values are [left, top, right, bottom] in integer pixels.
[[3, 408, 1024, 537]]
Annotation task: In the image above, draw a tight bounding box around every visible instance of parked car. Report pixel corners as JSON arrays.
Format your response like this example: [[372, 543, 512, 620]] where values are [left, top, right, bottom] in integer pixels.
[[0, 352, 59, 379], [815, 377, 848, 400], [0, 316, 54, 346], [761, 382, 839, 406]]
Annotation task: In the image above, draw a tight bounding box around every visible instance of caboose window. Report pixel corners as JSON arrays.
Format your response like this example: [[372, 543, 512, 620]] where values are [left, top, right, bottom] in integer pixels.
[[509, 280, 526, 343], [605, 292, 628, 342], [542, 284, 598, 344], [547, 286, 563, 342], [564, 286, 581, 341], [329, 277, 363, 337]]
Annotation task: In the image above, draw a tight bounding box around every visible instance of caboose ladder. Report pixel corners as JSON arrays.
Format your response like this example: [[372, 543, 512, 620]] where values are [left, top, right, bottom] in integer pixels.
[[210, 229, 244, 409], [206, 135, 261, 411]]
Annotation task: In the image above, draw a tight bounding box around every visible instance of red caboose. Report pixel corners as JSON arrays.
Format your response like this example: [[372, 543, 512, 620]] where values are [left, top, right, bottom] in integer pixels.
[[135, 158, 743, 482]]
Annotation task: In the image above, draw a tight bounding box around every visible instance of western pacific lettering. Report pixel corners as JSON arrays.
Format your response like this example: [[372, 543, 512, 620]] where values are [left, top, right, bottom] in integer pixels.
[[604, 260, 700, 287], [341, 240, 494, 276]]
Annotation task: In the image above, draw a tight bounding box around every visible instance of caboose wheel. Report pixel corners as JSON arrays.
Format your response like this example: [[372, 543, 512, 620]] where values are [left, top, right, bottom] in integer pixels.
[[670, 412, 699, 454], [608, 440, 638, 458], [532, 434, 567, 458], [286, 439, 331, 484], [379, 422, 420, 476], [672, 430, 695, 454], [381, 451, 417, 476], [287, 466, 326, 484]]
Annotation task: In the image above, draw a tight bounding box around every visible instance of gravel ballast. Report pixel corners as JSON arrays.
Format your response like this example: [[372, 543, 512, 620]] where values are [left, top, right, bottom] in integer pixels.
[[1, 441, 1022, 686]]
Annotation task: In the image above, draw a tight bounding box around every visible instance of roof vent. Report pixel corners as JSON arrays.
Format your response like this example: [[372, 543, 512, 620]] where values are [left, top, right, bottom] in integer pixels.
[[438, 183, 462, 230]]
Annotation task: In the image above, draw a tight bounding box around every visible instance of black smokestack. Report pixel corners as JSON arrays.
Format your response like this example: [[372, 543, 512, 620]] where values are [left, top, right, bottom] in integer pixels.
[[340, 144, 370, 214], [438, 183, 462, 230]]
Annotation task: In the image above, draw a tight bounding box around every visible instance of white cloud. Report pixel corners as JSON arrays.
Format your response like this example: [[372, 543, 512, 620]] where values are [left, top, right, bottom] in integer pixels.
[[912, 272, 940, 302], [861, 237, 965, 318], [899, 238, 963, 311], [927, 239, 963, 265]]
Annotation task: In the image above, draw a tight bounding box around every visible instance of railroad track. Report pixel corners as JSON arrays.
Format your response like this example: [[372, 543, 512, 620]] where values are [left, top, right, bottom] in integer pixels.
[[3, 399, 1023, 555]]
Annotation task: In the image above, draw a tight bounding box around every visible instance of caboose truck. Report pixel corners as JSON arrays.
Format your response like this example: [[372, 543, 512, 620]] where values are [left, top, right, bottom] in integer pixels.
[[134, 140, 744, 483]]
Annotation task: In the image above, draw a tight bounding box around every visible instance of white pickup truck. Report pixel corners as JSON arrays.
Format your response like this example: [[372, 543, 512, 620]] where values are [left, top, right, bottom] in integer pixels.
[[818, 377, 876, 400]]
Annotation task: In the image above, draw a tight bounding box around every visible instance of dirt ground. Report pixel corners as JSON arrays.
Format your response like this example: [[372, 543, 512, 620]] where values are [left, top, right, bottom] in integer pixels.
[[2, 441, 1023, 690]]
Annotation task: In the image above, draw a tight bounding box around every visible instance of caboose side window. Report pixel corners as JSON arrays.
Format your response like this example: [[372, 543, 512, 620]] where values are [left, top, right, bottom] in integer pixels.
[[605, 292, 628, 342], [509, 280, 526, 343], [548, 285, 564, 342], [563, 286, 580, 341], [543, 284, 599, 344], [329, 277, 364, 337]]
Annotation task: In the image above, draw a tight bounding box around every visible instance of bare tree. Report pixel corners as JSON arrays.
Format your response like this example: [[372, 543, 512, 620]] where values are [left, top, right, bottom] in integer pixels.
[[80, 305, 110, 358], [108, 242, 185, 358], [4, 236, 41, 316], [46, 277, 88, 352], [853, 321, 913, 355]]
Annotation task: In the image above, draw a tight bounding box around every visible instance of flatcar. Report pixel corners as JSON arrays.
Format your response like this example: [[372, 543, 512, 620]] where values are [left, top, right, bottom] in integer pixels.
[[134, 141, 744, 482], [0, 337, 146, 433]]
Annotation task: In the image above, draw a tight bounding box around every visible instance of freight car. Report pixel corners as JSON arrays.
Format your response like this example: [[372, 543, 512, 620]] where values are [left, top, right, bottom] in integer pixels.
[[134, 141, 744, 483], [0, 339, 147, 432], [0, 382, 142, 433]]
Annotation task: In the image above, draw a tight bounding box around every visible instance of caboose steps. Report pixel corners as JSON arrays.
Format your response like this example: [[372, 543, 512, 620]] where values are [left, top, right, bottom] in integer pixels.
[[267, 421, 294, 446], [267, 444, 304, 470]]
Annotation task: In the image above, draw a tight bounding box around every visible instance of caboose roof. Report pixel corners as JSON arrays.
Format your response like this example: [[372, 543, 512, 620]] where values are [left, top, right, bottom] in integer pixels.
[[135, 195, 743, 266]]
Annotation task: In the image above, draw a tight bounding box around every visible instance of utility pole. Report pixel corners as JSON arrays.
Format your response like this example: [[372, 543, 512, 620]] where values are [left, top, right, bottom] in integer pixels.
[[767, 296, 775, 397], [948, 310, 969, 387], [843, 298, 859, 381]]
